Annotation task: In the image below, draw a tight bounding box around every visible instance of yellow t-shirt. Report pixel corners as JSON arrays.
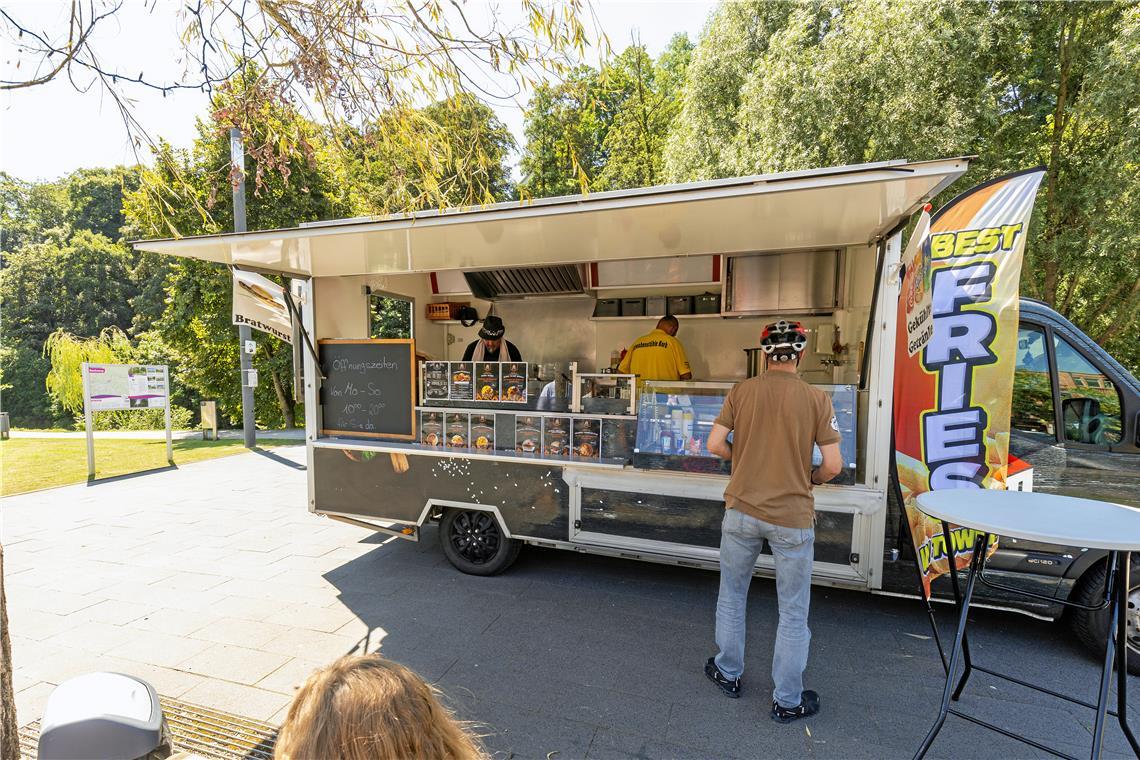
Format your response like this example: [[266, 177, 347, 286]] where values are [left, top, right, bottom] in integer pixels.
[[618, 329, 691, 381]]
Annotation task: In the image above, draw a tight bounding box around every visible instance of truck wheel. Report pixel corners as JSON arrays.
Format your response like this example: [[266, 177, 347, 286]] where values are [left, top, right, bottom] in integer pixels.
[[439, 508, 521, 576], [1070, 557, 1140, 676]]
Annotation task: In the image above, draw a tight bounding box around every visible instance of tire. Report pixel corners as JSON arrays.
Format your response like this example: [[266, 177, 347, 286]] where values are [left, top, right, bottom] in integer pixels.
[[438, 508, 521, 576], [1070, 556, 1140, 676]]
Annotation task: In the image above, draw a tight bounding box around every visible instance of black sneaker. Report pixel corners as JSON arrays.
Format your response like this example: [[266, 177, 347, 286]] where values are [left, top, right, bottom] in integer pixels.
[[704, 657, 741, 698], [771, 690, 820, 723]]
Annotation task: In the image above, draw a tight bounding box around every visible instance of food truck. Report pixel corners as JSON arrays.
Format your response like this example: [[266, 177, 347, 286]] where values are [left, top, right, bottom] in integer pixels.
[[135, 156, 1140, 665]]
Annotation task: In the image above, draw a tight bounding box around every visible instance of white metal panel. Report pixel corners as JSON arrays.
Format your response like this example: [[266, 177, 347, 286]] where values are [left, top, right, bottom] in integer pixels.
[[313, 277, 369, 340], [863, 230, 904, 590], [595, 256, 716, 288], [133, 158, 969, 276], [431, 269, 471, 295]]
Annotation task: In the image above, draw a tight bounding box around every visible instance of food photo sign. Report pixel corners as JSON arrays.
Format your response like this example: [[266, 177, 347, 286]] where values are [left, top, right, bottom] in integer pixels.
[[423, 361, 528, 404]]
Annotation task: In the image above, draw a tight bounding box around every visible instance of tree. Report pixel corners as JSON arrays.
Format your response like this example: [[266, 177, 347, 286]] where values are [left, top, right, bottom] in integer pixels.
[[0, 230, 137, 423], [663, 0, 805, 182], [519, 65, 615, 198], [43, 327, 133, 415], [65, 167, 140, 242], [596, 35, 693, 190], [1, 1, 592, 219], [0, 544, 15, 760], [345, 94, 517, 213], [662, 0, 1140, 375], [0, 172, 69, 255]]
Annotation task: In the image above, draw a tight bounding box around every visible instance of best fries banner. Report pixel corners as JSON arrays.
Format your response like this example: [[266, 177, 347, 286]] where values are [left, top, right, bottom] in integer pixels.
[[893, 168, 1045, 598]]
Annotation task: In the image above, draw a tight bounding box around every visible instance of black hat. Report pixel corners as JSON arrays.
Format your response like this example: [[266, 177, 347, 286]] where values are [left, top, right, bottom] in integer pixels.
[[478, 315, 505, 340]]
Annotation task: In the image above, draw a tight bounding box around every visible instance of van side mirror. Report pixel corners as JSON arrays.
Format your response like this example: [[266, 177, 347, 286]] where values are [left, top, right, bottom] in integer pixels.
[[1061, 397, 1104, 445]]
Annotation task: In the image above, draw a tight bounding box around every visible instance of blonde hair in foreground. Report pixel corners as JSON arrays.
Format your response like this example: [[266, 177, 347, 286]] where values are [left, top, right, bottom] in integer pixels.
[[274, 655, 486, 760]]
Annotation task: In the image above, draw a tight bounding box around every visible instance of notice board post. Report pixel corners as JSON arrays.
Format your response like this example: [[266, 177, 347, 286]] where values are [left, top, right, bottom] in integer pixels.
[[81, 362, 172, 479], [82, 362, 95, 478]]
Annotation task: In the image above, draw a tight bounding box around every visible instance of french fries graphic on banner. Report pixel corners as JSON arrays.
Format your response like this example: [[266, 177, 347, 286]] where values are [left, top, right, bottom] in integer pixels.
[[892, 168, 1045, 598]]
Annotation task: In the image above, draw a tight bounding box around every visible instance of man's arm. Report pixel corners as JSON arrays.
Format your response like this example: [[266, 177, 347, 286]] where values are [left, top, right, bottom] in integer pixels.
[[811, 442, 842, 485], [509, 341, 523, 362], [461, 341, 475, 361], [707, 423, 732, 459]]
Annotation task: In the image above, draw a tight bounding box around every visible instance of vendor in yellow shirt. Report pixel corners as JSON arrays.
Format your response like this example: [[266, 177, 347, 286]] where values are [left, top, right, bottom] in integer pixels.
[[618, 315, 693, 381]]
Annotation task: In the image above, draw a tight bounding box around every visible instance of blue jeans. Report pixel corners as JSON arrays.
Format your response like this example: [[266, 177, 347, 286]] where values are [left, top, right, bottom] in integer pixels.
[[714, 508, 815, 708]]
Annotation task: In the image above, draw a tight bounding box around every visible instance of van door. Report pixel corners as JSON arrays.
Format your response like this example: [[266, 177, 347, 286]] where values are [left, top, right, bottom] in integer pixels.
[[1010, 318, 1140, 507]]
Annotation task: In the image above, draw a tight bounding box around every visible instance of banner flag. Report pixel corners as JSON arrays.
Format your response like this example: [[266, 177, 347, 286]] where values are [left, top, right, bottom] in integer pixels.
[[892, 168, 1046, 598], [901, 208, 933, 357], [233, 268, 293, 344]]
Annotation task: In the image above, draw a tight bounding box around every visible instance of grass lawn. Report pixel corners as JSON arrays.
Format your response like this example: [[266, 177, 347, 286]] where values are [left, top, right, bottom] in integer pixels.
[[0, 438, 295, 496]]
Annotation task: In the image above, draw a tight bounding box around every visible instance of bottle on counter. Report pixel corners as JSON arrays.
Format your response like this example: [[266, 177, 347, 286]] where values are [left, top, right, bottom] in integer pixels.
[[610, 349, 621, 370]]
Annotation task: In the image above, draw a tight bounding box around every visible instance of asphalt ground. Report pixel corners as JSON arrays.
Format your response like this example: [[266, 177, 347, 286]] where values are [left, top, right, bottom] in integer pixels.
[[4, 445, 1137, 759]]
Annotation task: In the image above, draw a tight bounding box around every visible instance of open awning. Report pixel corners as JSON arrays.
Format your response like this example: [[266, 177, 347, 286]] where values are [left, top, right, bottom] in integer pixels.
[[132, 157, 970, 278]]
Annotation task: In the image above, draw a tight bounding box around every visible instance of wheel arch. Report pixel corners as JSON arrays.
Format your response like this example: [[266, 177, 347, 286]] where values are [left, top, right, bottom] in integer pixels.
[[420, 499, 515, 538], [1061, 548, 1112, 599]]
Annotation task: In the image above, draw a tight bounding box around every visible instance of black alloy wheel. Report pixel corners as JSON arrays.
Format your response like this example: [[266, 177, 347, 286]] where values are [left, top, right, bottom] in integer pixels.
[[1070, 555, 1140, 676], [438, 508, 522, 576]]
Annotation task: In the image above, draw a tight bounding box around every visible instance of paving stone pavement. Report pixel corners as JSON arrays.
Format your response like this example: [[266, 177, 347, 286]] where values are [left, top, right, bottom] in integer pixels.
[[3, 445, 1138, 759]]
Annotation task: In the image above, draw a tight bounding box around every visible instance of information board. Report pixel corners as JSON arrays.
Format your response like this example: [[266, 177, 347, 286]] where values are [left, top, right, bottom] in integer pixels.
[[319, 339, 416, 440], [85, 364, 169, 411]]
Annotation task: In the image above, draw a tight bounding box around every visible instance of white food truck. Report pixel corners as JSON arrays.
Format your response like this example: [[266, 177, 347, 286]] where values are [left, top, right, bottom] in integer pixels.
[[136, 156, 1140, 666]]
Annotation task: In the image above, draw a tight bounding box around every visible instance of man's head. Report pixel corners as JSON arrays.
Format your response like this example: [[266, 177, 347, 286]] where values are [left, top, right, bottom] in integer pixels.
[[760, 320, 808, 368], [478, 316, 505, 352], [657, 315, 679, 336]]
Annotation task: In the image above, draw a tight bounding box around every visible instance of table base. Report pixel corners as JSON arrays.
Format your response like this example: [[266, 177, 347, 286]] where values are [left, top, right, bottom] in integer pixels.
[[914, 525, 1140, 760]]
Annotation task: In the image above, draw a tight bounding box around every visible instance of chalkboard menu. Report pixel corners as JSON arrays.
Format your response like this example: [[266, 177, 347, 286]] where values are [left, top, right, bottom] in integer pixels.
[[423, 361, 449, 401], [319, 339, 416, 440]]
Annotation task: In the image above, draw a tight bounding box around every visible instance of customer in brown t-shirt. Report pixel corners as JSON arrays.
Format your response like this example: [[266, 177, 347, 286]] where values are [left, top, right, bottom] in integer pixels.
[[702, 320, 842, 724]]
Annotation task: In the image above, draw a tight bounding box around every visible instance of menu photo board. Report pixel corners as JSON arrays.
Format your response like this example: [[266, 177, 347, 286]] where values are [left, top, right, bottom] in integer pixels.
[[421, 361, 528, 404], [445, 412, 470, 449], [420, 410, 444, 447], [471, 414, 496, 451], [571, 417, 602, 460], [475, 363, 501, 401], [319, 339, 416, 440], [424, 361, 450, 401], [515, 415, 541, 455], [542, 416, 572, 458], [501, 363, 528, 403], [449, 362, 474, 401]]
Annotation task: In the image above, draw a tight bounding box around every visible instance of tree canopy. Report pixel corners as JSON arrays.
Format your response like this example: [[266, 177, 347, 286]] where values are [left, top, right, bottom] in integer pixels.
[[663, 0, 1140, 373]]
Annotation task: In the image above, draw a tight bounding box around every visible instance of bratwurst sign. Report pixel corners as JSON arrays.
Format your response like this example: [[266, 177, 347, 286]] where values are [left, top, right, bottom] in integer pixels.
[[892, 168, 1045, 597]]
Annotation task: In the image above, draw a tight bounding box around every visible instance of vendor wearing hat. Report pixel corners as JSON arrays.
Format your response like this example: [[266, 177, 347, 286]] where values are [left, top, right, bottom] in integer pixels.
[[462, 315, 523, 362]]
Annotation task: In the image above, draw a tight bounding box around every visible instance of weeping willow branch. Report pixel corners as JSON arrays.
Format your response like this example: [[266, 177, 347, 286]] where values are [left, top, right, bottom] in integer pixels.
[[2, 0, 602, 226]]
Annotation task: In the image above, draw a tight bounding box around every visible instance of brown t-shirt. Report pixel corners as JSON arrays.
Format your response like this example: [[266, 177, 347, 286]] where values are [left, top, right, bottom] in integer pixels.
[[713, 371, 842, 529]]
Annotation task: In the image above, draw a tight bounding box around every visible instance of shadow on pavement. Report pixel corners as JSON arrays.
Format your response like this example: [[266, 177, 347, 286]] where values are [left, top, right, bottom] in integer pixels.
[[250, 446, 306, 470], [320, 529, 1139, 760], [86, 464, 178, 485]]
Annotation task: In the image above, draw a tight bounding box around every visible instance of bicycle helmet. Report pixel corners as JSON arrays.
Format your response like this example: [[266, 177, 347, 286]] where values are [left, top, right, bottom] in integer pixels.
[[759, 320, 808, 363]]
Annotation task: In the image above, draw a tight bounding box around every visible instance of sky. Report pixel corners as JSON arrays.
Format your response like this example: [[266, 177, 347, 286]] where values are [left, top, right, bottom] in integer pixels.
[[0, 0, 716, 183]]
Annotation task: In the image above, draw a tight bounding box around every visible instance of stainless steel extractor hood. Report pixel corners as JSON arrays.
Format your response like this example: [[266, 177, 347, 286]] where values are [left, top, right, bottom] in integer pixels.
[[464, 265, 586, 300]]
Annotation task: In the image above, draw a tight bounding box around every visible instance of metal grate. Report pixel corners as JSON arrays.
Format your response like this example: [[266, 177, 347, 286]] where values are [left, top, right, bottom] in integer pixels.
[[464, 265, 585, 299], [19, 696, 279, 760]]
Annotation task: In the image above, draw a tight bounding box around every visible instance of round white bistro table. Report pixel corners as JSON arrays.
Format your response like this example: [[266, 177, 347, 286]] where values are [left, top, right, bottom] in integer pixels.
[[913, 490, 1140, 760]]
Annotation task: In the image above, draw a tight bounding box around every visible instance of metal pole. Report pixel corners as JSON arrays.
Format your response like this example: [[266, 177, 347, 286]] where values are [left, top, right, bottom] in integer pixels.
[[82, 362, 95, 478], [231, 128, 256, 448], [164, 366, 173, 464]]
